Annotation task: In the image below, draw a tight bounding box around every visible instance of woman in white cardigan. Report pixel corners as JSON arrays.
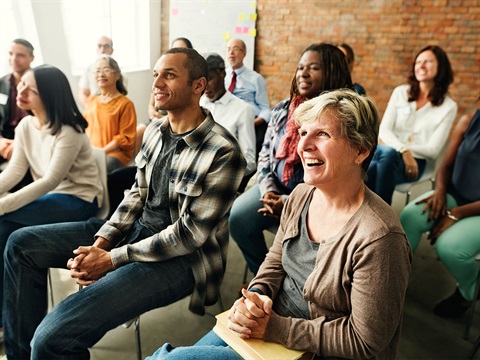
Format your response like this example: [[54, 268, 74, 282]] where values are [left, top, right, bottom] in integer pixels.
[[0, 65, 102, 330], [366, 45, 457, 204]]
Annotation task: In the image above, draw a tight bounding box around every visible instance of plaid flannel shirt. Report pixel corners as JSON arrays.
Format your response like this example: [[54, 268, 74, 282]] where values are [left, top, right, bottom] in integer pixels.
[[96, 109, 246, 315]]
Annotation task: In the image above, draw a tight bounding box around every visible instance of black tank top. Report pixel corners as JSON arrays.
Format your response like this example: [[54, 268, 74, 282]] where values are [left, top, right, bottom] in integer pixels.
[[449, 109, 480, 205]]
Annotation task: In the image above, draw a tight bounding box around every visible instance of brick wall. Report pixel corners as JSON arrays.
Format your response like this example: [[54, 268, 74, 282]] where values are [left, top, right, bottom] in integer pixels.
[[162, 0, 479, 118]]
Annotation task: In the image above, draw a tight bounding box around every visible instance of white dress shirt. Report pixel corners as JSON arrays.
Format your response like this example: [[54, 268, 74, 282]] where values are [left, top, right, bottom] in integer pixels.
[[379, 84, 457, 159], [225, 66, 271, 123], [200, 91, 256, 175]]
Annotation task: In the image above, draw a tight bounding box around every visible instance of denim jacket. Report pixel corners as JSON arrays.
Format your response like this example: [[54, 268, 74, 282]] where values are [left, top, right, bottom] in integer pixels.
[[257, 99, 304, 199]]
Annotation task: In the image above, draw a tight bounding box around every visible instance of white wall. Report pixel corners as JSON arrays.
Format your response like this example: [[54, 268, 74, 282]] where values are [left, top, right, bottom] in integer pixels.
[[29, 0, 162, 125]]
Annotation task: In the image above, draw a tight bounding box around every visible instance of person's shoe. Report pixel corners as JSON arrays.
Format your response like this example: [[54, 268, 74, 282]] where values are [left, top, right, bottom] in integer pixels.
[[433, 288, 473, 318]]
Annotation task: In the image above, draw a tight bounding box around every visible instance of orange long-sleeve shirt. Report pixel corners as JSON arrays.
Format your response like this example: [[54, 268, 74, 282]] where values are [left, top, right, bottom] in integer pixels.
[[84, 95, 137, 166]]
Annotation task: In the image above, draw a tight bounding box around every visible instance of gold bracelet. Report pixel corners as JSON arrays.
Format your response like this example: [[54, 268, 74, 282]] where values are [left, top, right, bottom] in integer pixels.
[[446, 210, 459, 221]]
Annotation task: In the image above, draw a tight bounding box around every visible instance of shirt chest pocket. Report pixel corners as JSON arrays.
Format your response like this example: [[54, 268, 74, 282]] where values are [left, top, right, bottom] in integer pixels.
[[175, 179, 203, 197], [174, 179, 203, 216], [395, 105, 413, 131]]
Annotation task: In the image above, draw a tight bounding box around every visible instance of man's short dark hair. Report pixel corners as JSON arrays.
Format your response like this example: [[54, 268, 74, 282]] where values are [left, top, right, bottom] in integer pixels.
[[12, 38, 34, 55], [205, 53, 225, 72], [164, 47, 208, 84]]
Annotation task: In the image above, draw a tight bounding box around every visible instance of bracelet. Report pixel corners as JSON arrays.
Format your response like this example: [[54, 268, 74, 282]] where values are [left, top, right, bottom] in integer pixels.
[[446, 210, 459, 221]]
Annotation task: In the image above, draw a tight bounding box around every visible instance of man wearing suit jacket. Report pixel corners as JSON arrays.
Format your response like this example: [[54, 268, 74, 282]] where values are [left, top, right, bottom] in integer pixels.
[[0, 38, 34, 165]]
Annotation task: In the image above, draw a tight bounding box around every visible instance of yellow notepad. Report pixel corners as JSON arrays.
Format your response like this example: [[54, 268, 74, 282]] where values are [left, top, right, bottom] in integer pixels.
[[213, 311, 311, 360]]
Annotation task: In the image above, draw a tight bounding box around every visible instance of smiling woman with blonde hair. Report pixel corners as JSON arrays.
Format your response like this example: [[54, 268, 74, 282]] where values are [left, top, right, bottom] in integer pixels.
[[149, 89, 412, 360]]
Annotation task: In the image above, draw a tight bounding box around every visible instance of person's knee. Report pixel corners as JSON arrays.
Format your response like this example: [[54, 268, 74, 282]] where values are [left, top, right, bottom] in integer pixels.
[[30, 320, 63, 357], [5, 227, 35, 262], [229, 196, 253, 236], [229, 201, 246, 230], [399, 203, 421, 227], [146, 343, 177, 360], [374, 144, 399, 163], [435, 237, 459, 262]]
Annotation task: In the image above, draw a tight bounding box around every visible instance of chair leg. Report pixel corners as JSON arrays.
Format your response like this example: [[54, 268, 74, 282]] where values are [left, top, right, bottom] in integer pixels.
[[48, 269, 55, 307], [404, 190, 411, 206], [242, 264, 249, 284], [468, 334, 480, 360], [134, 317, 142, 360], [217, 292, 225, 313], [463, 275, 480, 340]]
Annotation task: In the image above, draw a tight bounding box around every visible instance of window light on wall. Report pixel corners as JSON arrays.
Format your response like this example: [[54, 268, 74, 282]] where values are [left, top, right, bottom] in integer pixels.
[[0, 0, 43, 76], [60, 0, 150, 75]]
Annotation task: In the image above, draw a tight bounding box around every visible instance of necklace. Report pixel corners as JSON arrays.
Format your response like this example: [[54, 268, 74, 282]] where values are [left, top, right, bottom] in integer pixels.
[[99, 92, 120, 103]]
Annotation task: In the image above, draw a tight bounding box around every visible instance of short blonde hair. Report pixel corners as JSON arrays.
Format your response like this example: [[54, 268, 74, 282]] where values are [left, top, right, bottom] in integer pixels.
[[295, 89, 379, 173]]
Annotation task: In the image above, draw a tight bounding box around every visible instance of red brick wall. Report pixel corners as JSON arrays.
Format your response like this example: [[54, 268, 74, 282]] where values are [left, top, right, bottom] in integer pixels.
[[254, 0, 479, 119], [161, 0, 479, 118]]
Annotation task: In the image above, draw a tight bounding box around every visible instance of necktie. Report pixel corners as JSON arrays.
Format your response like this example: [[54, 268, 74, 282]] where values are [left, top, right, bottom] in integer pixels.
[[228, 71, 237, 93]]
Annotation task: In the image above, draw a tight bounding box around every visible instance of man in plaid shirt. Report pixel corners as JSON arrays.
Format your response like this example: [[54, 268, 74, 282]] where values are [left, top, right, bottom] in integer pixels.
[[3, 48, 246, 359]]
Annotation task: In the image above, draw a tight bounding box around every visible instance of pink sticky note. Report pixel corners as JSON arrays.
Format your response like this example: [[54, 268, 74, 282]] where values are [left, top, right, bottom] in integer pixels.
[[235, 26, 242, 34], [243, 26, 249, 33], [172, 8, 178, 15]]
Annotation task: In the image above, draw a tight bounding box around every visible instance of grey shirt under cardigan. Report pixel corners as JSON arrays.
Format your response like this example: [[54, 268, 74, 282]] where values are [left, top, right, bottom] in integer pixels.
[[250, 184, 412, 359]]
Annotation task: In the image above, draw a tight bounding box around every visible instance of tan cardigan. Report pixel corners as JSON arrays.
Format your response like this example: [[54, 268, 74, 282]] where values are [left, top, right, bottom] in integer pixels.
[[250, 184, 412, 359]]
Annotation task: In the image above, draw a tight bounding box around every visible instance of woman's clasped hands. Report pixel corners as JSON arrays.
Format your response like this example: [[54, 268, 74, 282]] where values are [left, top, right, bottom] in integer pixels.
[[228, 288, 273, 339]]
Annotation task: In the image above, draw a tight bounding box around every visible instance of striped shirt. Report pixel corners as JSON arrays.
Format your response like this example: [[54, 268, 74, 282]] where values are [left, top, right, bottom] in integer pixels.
[[96, 109, 246, 315]]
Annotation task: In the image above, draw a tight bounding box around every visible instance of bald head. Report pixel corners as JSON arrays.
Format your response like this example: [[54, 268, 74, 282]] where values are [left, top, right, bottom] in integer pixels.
[[226, 38, 246, 70], [97, 36, 114, 55]]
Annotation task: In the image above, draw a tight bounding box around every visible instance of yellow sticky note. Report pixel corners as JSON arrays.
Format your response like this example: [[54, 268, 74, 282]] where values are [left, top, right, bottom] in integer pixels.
[[238, 13, 246, 21], [249, 13, 257, 21], [223, 32, 230, 40], [250, 1, 256, 9], [248, 29, 257, 37]]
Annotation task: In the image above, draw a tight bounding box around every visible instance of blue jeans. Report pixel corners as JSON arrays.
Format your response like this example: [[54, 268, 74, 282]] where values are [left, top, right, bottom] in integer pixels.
[[229, 184, 279, 274], [0, 193, 97, 326], [400, 191, 480, 300], [147, 330, 242, 360], [3, 218, 195, 359], [366, 144, 426, 204]]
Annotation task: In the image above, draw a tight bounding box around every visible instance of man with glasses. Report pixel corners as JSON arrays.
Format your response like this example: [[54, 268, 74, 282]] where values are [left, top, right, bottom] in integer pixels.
[[225, 38, 271, 159], [0, 38, 34, 166], [78, 35, 115, 107]]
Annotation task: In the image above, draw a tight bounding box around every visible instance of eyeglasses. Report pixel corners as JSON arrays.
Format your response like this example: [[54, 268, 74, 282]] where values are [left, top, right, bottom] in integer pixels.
[[97, 44, 112, 49], [94, 68, 115, 75], [226, 46, 243, 52], [17, 81, 39, 95]]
